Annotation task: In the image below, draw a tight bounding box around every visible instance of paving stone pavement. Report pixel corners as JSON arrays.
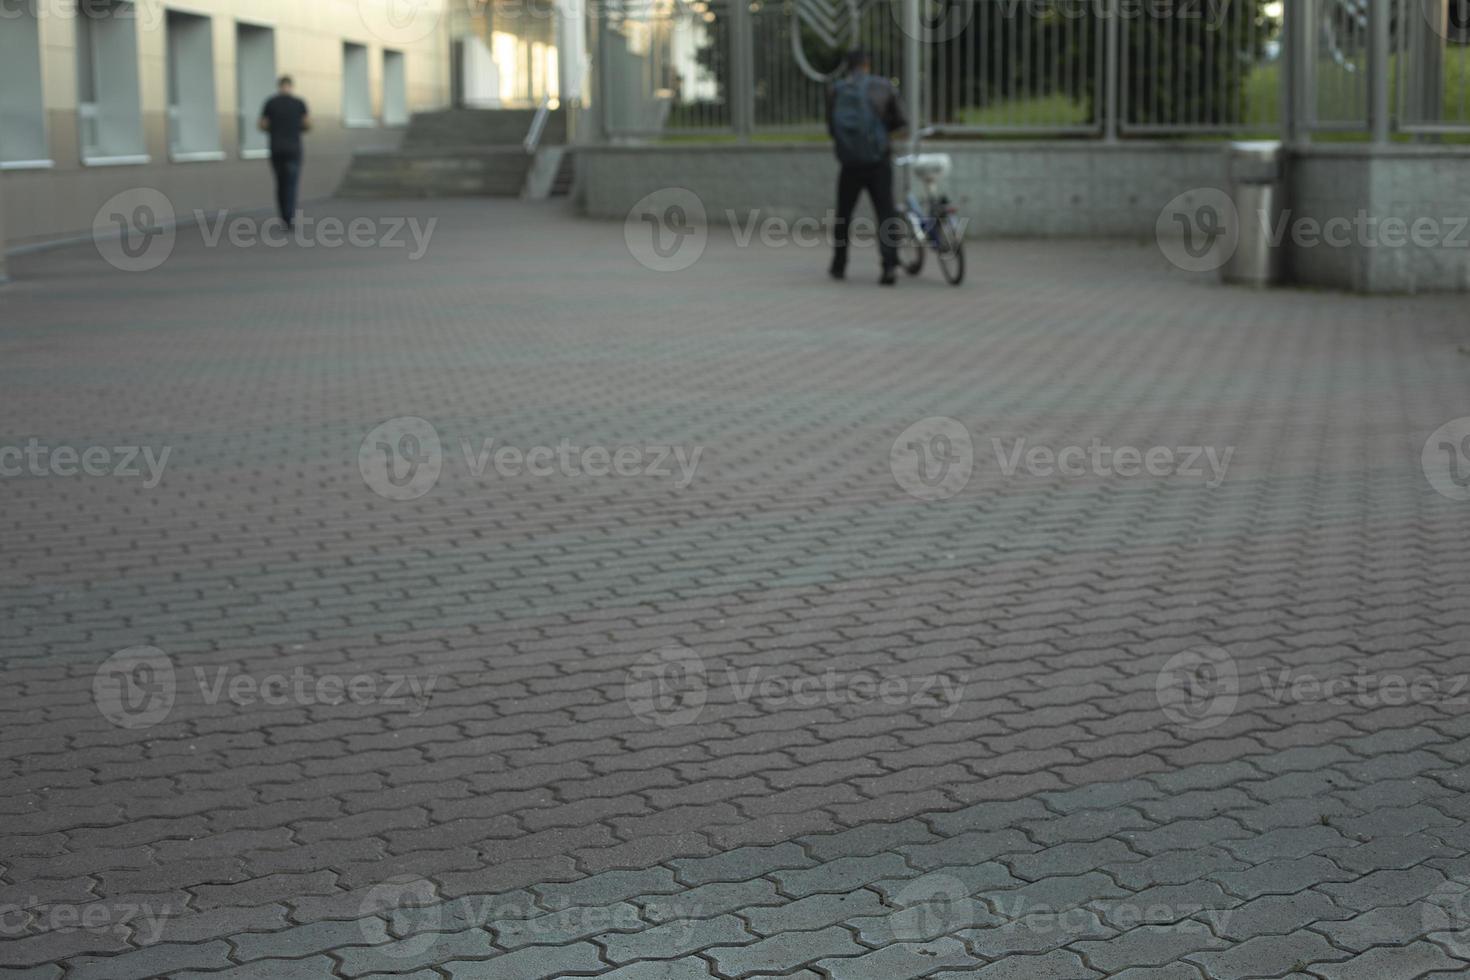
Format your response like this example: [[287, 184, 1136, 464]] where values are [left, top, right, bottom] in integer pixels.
[[2, 198, 1470, 979]]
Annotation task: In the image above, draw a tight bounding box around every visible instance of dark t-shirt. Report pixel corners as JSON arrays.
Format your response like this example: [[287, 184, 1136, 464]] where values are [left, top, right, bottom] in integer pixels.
[[261, 94, 309, 156]]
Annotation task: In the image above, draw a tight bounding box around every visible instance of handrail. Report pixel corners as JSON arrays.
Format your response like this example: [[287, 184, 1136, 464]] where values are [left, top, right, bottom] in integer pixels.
[[523, 94, 552, 154]]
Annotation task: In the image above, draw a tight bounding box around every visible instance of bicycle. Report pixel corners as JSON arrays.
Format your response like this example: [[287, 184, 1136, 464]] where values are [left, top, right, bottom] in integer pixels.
[[895, 130, 966, 286]]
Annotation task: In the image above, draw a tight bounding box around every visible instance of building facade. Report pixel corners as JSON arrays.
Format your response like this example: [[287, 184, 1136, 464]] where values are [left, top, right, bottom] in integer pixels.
[[0, 0, 458, 247]]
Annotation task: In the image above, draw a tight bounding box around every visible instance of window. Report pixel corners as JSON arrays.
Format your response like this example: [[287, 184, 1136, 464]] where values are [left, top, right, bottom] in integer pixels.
[[0, 3, 48, 166], [236, 23, 277, 157], [167, 11, 222, 159], [383, 50, 408, 126], [343, 42, 374, 126], [77, 0, 146, 162]]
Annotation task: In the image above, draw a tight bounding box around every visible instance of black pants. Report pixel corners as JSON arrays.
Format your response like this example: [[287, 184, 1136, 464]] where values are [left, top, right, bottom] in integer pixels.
[[270, 151, 302, 225], [833, 160, 900, 273]]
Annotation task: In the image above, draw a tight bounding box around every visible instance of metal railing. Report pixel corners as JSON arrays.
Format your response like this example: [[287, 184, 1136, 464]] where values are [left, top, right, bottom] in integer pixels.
[[590, 0, 1470, 140], [525, 94, 554, 152]]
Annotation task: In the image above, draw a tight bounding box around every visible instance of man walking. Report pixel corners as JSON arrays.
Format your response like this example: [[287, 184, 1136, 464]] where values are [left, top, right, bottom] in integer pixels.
[[258, 76, 312, 229], [826, 50, 908, 285]]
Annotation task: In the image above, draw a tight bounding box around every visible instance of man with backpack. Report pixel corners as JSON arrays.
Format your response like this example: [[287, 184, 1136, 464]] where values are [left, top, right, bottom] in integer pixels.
[[826, 50, 908, 285]]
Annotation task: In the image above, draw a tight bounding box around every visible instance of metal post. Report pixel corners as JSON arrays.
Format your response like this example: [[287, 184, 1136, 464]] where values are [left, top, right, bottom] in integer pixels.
[[1369, 0, 1392, 142], [1407, 0, 1447, 136], [1104, 0, 1120, 142], [904, 0, 921, 155], [0, 166, 8, 286], [730, 0, 754, 141]]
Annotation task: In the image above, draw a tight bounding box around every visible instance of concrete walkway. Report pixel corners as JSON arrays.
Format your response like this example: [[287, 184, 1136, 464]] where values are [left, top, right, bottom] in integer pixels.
[[2, 198, 1469, 979]]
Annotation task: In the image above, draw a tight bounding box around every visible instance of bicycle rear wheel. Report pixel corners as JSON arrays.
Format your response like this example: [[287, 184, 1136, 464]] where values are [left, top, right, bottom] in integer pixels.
[[898, 216, 925, 276], [936, 219, 965, 286]]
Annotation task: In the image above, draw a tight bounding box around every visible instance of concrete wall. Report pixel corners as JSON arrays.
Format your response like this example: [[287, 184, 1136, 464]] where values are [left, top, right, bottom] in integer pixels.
[[2, 0, 455, 248], [579, 140, 1470, 292], [1286, 145, 1470, 294], [579, 142, 1228, 238]]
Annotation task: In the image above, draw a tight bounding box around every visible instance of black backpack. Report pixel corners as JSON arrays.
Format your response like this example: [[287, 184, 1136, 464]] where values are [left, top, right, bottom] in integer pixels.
[[831, 75, 888, 167]]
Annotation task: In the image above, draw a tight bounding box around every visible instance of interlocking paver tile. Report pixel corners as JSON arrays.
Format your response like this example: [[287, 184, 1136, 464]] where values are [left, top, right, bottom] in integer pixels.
[[4, 200, 1469, 979]]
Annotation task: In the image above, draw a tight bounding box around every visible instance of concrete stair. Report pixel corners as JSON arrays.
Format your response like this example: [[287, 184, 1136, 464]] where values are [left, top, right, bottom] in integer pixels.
[[338, 108, 567, 199]]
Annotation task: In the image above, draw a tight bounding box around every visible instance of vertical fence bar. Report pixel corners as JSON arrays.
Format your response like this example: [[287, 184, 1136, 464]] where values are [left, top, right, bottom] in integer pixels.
[[730, 0, 753, 140], [1104, 0, 1119, 140], [904, 0, 921, 148], [1370, 0, 1391, 140]]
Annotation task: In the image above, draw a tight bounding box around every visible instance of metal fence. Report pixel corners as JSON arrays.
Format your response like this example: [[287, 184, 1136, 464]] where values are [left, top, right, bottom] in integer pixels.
[[594, 0, 1470, 140]]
